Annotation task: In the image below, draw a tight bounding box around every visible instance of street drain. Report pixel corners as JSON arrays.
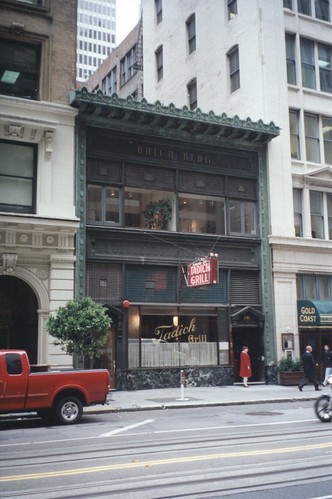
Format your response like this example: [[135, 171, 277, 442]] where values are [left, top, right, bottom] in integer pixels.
[[245, 411, 284, 416]]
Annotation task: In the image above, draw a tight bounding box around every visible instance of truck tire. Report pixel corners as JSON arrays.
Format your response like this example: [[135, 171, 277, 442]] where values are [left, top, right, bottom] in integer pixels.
[[55, 396, 83, 425]]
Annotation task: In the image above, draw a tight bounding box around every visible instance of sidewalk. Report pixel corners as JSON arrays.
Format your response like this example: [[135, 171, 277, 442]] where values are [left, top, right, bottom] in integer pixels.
[[85, 383, 326, 414]]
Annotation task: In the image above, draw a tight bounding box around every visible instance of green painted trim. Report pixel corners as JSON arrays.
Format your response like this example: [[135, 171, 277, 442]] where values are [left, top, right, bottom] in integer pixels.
[[69, 87, 279, 143]]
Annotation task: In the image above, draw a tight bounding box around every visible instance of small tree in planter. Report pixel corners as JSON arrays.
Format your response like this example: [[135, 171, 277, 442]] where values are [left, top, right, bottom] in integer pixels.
[[46, 297, 111, 368], [142, 199, 172, 230], [277, 356, 304, 385]]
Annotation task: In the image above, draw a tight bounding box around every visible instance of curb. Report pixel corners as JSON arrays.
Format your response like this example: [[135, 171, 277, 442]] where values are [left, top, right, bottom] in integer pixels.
[[84, 395, 318, 414]]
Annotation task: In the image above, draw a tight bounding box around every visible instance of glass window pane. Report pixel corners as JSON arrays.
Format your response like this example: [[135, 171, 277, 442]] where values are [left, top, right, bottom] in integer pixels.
[[228, 0, 238, 19], [229, 46, 240, 92], [0, 141, 35, 213], [310, 191, 324, 238], [293, 188, 303, 236], [305, 114, 320, 162], [179, 194, 225, 234], [105, 187, 119, 223], [289, 110, 300, 159], [318, 43, 332, 93], [229, 200, 242, 232], [298, 0, 311, 15], [315, 0, 330, 20], [243, 202, 256, 234], [87, 185, 102, 221], [305, 275, 316, 299], [0, 39, 40, 100], [286, 34, 296, 85], [126, 188, 174, 230], [327, 193, 332, 239], [323, 117, 332, 164], [301, 38, 316, 89], [317, 275, 330, 299]]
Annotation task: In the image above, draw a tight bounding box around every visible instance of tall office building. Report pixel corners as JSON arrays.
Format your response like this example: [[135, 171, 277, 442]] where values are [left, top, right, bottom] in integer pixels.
[[77, 0, 116, 83]]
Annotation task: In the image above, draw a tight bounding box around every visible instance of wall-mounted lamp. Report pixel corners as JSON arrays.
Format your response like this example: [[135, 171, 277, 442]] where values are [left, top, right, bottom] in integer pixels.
[[173, 316, 179, 327]]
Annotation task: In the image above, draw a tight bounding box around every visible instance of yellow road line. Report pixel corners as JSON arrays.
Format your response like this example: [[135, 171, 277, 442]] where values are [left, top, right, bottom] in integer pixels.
[[1, 440, 332, 483]]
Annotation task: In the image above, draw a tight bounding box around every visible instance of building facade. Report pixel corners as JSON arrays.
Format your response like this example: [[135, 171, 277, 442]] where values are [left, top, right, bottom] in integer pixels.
[[0, 0, 78, 366], [87, 18, 143, 101], [140, 0, 332, 371], [70, 89, 278, 389], [77, 0, 116, 84]]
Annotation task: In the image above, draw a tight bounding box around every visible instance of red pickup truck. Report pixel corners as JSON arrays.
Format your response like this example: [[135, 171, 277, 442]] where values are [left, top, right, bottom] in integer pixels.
[[0, 350, 110, 425]]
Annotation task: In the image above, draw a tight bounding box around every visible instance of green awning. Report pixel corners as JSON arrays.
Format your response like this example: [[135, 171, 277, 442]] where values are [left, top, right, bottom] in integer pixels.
[[298, 300, 332, 326]]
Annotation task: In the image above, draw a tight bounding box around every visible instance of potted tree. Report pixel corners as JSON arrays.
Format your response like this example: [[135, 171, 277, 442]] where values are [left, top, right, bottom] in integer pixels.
[[277, 356, 304, 386], [46, 297, 111, 368], [142, 199, 172, 230]]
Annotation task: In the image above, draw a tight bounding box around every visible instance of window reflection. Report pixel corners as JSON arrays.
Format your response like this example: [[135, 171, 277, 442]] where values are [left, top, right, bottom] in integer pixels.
[[179, 194, 225, 234]]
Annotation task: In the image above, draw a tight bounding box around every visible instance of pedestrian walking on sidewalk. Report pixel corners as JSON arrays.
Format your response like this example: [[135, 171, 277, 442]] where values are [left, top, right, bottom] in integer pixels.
[[320, 344, 332, 386], [239, 346, 252, 387], [298, 345, 321, 392]]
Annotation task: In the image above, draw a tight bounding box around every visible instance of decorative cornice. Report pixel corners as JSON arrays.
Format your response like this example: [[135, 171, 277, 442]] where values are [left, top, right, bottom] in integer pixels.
[[69, 87, 280, 145]]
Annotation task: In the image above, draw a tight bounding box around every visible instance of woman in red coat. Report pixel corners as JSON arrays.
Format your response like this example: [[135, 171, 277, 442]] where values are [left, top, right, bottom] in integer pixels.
[[239, 346, 252, 387]]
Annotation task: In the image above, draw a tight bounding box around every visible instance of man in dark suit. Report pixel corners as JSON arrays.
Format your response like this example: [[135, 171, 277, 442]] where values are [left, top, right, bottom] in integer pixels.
[[298, 345, 321, 391]]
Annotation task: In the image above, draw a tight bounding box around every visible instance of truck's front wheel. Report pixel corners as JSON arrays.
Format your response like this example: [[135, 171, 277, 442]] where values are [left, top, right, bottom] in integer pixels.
[[55, 396, 83, 425]]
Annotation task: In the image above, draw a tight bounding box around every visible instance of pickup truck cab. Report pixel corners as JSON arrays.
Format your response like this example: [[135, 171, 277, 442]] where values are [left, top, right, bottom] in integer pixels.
[[0, 350, 110, 425]]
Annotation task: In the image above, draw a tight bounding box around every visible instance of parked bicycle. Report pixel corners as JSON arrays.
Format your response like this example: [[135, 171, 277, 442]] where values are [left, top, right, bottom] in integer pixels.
[[314, 374, 332, 422]]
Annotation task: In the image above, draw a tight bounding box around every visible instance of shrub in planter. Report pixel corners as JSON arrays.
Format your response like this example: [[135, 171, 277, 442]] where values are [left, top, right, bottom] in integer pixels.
[[277, 357, 304, 386]]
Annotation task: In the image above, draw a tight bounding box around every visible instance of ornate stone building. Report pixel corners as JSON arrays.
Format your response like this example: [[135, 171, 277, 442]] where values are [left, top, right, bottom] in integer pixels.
[[70, 88, 278, 389], [0, 0, 78, 366]]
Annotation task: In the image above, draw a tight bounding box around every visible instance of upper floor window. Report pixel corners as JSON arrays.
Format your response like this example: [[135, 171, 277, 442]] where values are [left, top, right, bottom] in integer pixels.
[[120, 46, 137, 86], [300, 38, 316, 89], [187, 78, 197, 110], [289, 110, 300, 159], [284, 0, 293, 9], [228, 45, 240, 92], [186, 14, 196, 54], [293, 188, 303, 236], [310, 190, 324, 238], [304, 113, 320, 163], [107, 67, 117, 95], [323, 116, 332, 164], [298, 0, 311, 15], [228, 0, 238, 19], [0, 39, 41, 100], [295, 187, 332, 239], [0, 140, 36, 214], [155, 0, 163, 23], [286, 34, 297, 85], [318, 43, 332, 93], [315, 0, 330, 20], [297, 274, 332, 300], [155, 45, 163, 81]]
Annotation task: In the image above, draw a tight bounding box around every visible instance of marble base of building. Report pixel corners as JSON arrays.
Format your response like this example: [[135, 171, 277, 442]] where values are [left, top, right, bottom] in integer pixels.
[[116, 366, 234, 391]]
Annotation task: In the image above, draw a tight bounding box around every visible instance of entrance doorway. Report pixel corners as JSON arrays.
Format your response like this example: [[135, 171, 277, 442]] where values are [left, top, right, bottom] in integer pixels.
[[233, 327, 264, 382], [0, 276, 38, 363], [299, 329, 332, 382]]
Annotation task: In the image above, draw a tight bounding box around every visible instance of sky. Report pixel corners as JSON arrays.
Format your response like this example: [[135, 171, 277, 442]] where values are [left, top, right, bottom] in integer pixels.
[[116, 0, 141, 44]]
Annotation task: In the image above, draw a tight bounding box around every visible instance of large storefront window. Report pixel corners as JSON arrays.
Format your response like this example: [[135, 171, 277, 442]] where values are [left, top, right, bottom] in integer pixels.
[[128, 308, 219, 368]]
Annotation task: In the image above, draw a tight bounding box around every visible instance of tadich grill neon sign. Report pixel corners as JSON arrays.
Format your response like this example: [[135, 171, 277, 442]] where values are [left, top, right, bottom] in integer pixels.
[[184, 256, 219, 287]]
